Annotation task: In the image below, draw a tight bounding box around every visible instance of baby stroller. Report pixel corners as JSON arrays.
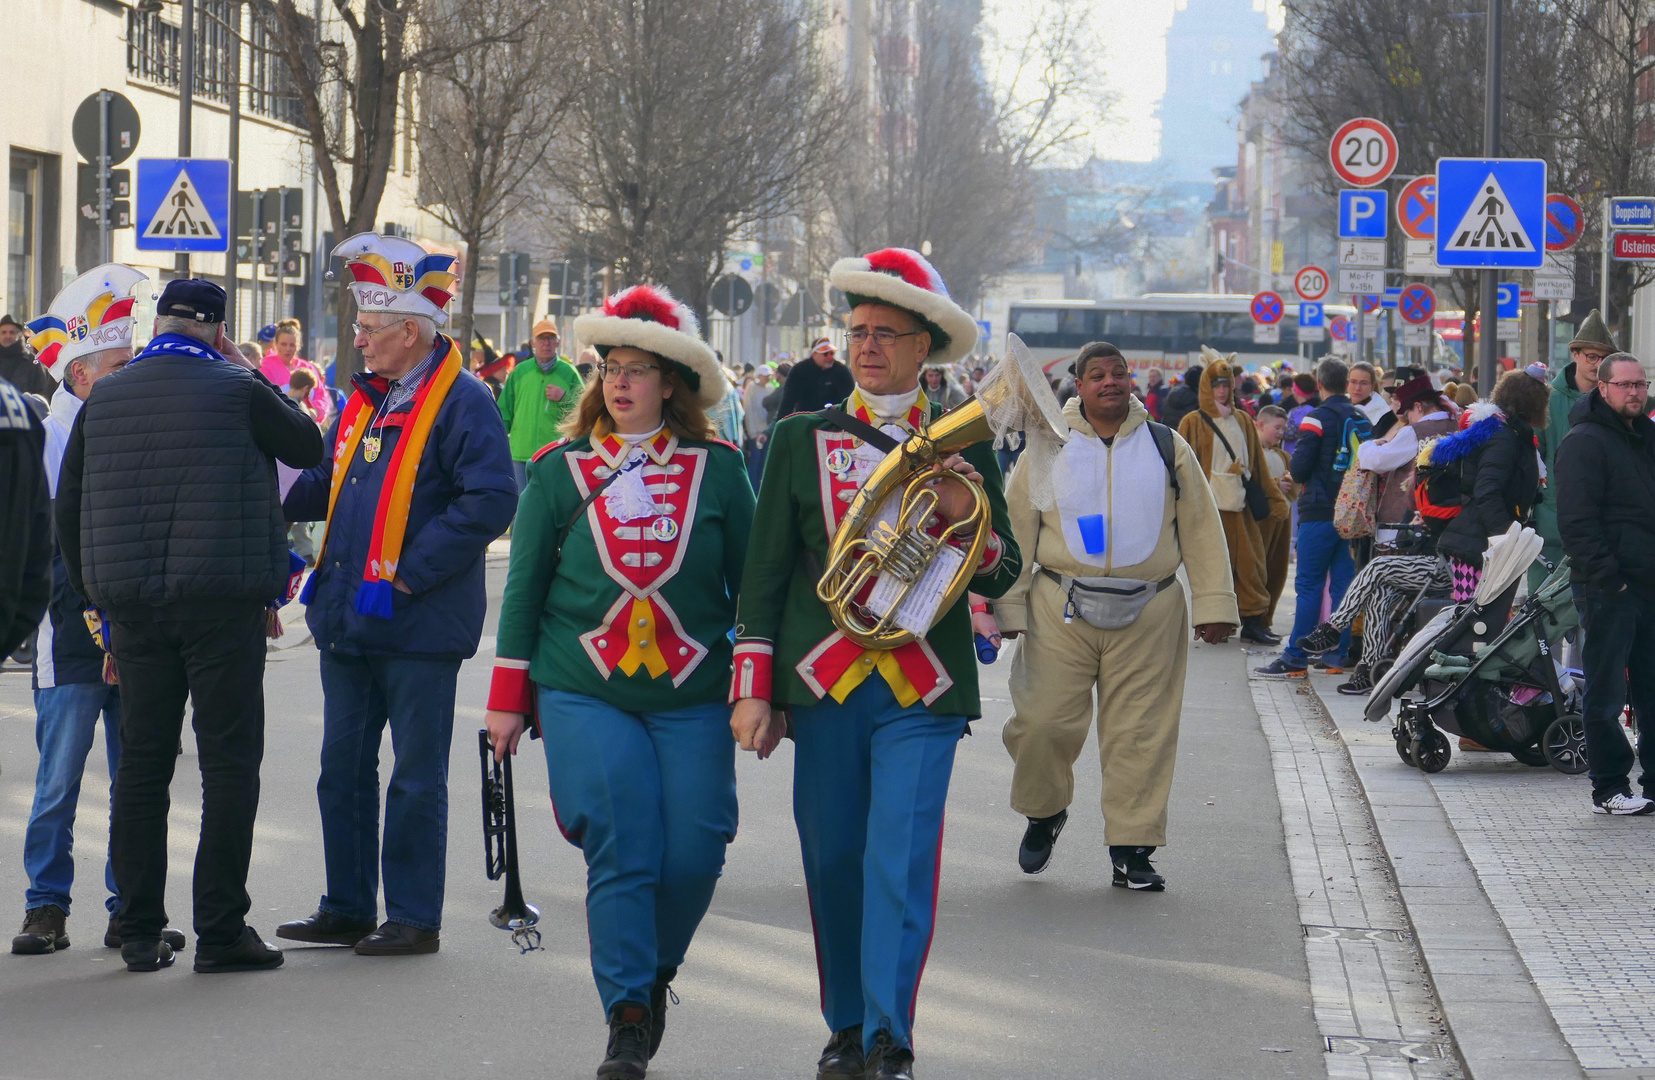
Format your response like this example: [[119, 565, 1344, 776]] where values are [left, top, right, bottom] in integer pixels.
[[1365, 526, 1585, 774]]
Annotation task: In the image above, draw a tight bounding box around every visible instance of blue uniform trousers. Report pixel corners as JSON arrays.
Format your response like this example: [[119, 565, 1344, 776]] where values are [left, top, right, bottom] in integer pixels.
[[539, 687, 738, 1012], [317, 653, 460, 932], [791, 677, 966, 1054], [25, 683, 122, 914]]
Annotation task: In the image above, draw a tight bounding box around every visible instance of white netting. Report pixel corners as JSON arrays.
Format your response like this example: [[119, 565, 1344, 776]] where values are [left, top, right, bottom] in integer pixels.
[[975, 333, 1068, 510]]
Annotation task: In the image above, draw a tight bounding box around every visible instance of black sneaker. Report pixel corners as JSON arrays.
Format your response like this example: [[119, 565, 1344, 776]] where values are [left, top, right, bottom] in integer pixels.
[[1336, 665, 1374, 696], [121, 939, 176, 972], [1017, 809, 1068, 874], [194, 925, 284, 973], [1254, 658, 1307, 678], [865, 1031, 915, 1080], [648, 966, 677, 1059], [815, 1024, 864, 1079], [1296, 622, 1341, 655], [1239, 617, 1281, 645], [12, 905, 68, 955], [1110, 846, 1166, 891], [598, 1001, 652, 1079]]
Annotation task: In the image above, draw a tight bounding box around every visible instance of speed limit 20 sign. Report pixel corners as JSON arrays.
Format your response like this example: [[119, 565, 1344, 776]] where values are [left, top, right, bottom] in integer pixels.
[[1293, 265, 1330, 302], [1330, 117, 1398, 188]]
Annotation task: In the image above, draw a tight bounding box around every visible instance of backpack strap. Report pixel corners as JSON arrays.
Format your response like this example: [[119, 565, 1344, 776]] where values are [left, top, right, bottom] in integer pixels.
[[818, 407, 902, 453], [1146, 421, 1181, 500]]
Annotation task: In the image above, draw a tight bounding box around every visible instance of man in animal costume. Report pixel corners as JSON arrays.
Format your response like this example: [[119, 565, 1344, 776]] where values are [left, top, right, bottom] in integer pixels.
[[998, 341, 1238, 890], [278, 233, 517, 955], [729, 248, 1021, 1080], [1176, 348, 1288, 645]]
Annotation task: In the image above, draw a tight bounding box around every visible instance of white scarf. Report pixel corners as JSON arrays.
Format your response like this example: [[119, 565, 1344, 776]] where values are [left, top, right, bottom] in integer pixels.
[[857, 385, 921, 422]]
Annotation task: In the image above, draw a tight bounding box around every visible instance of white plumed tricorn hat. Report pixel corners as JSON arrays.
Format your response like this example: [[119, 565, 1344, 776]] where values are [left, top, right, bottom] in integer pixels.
[[829, 247, 980, 366], [573, 285, 724, 408]]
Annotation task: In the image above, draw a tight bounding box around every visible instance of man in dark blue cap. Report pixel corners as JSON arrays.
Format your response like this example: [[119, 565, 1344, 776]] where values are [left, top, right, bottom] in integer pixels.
[[56, 278, 325, 973]]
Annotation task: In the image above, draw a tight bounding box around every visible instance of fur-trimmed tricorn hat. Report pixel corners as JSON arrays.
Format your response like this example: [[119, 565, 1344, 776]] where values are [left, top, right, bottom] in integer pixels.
[[829, 247, 980, 366], [572, 285, 724, 408]]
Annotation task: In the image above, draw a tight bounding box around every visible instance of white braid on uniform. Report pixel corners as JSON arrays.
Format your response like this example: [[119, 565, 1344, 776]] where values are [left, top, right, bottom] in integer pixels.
[[1325, 555, 1449, 667]]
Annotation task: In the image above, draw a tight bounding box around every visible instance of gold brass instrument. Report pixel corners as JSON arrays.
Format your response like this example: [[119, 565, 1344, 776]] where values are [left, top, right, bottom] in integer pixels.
[[479, 729, 542, 953], [816, 339, 1065, 651], [816, 403, 996, 650]]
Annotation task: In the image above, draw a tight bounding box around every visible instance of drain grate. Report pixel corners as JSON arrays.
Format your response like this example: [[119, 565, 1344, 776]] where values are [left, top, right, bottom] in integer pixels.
[[1303, 923, 1412, 944], [1326, 1036, 1452, 1062]]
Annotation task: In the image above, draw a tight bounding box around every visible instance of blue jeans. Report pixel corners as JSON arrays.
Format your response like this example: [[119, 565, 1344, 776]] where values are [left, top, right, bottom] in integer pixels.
[[512, 460, 531, 493], [317, 653, 460, 931], [25, 683, 122, 915], [791, 678, 967, 1054], [539, 688, 737, 1011], [1282, 519, 1355, 667], [1576, 589, 1655, 800]]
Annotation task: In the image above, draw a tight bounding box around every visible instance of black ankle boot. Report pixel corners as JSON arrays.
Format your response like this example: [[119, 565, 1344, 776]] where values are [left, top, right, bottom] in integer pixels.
[[866, 1030, 915, 1079], [816, 1024, 864, 1078], [598, 1001, 651, 1079], [648, 967, 677, 1058]]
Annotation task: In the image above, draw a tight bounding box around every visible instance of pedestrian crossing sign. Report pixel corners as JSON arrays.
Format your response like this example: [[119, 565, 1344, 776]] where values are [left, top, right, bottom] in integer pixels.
[[135, 158, 231, 252], [1434, 157, 1546, 269]]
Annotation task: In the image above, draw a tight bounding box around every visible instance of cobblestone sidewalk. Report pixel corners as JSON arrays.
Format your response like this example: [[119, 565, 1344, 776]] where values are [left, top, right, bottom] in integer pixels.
[[1318, 675, 1655, 1080]]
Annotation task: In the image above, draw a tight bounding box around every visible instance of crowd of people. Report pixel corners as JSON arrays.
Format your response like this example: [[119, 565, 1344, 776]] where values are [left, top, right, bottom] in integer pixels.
[[4, 229, 1655, 1080]]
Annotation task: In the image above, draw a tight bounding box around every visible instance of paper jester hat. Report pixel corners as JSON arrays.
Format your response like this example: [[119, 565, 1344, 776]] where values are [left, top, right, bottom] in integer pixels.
[[572, 285, 724, 408], [26, 263, 149, 381], [829, 247, 980, 366], [332, 232, 458, 327]]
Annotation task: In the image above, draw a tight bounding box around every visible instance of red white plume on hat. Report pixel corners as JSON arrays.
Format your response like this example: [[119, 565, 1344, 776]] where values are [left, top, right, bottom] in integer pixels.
[[828, 247, 980, 365], [572, 284, 724, 408]]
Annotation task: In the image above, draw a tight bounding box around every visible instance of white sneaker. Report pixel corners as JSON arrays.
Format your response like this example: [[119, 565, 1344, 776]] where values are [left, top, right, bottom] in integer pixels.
[[1592, 791, 1655, 815]]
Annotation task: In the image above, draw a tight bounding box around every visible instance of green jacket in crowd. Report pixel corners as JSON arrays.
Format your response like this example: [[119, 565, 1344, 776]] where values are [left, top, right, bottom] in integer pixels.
[[1536, 361, 1589, 553], [498, 355, 585, 462]]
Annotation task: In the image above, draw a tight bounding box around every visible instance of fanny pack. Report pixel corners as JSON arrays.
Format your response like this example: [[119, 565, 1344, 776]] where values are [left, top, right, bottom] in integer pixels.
[[1040, 567, 1178, 630]]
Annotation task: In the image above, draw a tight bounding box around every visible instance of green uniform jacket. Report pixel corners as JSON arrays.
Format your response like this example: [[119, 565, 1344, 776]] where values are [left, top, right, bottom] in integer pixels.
[[732, 396, 1022, 719], [1536, 362, 1587, 552], [490, 429, 755, 714], [498, 356, 585, 462]]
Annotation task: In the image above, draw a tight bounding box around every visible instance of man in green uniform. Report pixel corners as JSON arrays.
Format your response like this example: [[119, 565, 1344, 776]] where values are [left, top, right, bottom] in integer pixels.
[[499, 316, 584, 490], [730, 247, 1021, 1080]]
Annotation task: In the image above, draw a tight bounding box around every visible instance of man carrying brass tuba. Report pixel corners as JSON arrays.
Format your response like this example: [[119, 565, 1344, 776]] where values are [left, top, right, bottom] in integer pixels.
[[729, 248, 1021, 1080]]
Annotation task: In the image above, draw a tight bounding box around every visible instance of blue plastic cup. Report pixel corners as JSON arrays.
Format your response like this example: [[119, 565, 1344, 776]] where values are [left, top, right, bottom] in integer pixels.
[[1076, 513, 1106, 555]]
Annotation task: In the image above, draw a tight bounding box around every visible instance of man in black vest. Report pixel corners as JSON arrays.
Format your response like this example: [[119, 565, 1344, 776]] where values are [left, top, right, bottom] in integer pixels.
[[56, 280, 325, 972]]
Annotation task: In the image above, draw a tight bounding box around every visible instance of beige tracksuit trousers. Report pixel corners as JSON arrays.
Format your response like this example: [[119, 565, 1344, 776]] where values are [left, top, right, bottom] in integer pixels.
[[1003, 571, 1190, 847]]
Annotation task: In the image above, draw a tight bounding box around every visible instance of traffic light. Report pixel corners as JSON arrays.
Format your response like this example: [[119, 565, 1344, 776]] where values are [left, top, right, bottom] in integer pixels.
[[510, 252, 532, 306], [279, 188, 304, 279]]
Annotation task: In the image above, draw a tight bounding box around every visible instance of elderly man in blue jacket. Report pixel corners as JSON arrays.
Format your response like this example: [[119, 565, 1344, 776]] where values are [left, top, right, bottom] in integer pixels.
[[278, 234, 516, 955]]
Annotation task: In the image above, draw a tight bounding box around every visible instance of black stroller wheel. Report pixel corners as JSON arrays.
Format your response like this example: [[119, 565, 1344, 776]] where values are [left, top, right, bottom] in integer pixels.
[[1508, 741, 1550, 767], [1413, 726, 1452, 773], [1394, 729, 1413, 764], [1543, 713, 1590, 775], [1372, 658, 1393, 682]]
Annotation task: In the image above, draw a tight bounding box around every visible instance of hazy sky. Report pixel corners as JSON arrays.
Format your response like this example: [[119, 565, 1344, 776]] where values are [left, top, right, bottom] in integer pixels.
[[985, 0, 1285, 163]]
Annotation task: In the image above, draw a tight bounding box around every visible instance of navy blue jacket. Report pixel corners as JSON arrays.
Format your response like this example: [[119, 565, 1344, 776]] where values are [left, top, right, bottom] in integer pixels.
[[1289, 393, 1372, 522], [285, 342, 517, 660]]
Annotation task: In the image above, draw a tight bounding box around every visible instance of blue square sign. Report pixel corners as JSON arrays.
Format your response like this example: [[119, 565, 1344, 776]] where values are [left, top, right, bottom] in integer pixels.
[[1298, 302, 1323, 327], [1434, 158, 1546, 269], [1339, 190, 1388, 239], [135, 158, 231, 252], [1496, 282, 1520, 320]]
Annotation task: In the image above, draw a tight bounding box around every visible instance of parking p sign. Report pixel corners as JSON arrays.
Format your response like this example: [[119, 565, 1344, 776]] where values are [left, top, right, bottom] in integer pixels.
[[1340, 189, 1388, 239]]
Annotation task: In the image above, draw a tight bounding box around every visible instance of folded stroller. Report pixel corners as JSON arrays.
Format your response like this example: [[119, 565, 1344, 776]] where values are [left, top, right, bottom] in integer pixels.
[[1364, 526, 1585, 774]]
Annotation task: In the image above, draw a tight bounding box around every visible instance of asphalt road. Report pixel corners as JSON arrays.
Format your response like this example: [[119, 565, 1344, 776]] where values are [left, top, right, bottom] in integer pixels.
[[0, 565, 1322, 1080]]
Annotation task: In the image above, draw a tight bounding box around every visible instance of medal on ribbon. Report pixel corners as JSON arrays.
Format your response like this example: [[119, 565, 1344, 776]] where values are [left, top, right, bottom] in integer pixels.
[[650, 516, 679, 542], [364, 435, 381, 463]]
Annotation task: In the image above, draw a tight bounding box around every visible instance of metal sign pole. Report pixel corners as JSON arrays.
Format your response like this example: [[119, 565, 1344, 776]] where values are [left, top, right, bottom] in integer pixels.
[[98, 91, 111, 264], [1477, 0, 1503, 393], [177, 0, 195, 279], [225, 4, 241, 337], [1601, 196, 1612, 333]]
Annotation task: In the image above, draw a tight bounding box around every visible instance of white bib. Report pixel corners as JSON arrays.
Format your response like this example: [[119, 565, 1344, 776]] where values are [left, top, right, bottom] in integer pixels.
[[1052, 423, 1168, 569]]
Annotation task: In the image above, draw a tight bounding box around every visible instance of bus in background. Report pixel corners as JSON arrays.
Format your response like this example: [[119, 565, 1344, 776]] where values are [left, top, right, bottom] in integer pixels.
[[1006, 294, 1357, 379]]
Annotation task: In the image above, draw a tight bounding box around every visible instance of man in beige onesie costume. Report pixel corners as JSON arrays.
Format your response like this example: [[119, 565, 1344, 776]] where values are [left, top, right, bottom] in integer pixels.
[[997, 341, 1239, 891]]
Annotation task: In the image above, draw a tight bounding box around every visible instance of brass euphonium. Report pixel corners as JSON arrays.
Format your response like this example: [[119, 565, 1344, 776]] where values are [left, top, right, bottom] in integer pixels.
[[817, 339, 1065, 650]]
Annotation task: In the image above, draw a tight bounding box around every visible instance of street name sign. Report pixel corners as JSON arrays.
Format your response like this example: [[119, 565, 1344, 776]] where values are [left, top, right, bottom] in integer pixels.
[[1609, 197, 1655, 230], [1435, 157, 1546, 269], [1611, 232, 1655, 261], [136, 158, 230, 252], [1330, 117, 1399, 188], [1339, 189, 1388, 239]]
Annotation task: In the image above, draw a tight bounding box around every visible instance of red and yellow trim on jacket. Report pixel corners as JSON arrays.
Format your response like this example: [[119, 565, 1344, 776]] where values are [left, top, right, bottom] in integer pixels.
[[728, 391, 994, 707]]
